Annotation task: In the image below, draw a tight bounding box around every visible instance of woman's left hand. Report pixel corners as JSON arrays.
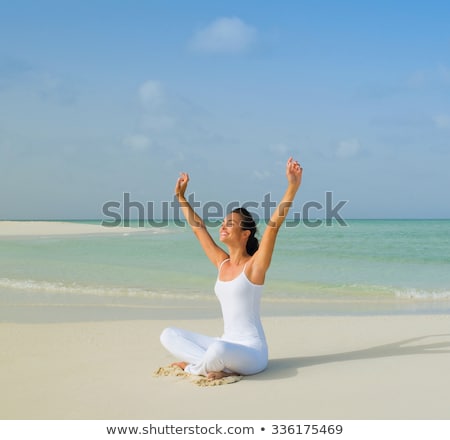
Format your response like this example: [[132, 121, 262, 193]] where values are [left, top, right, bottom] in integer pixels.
[[175, 172, 189, 198]]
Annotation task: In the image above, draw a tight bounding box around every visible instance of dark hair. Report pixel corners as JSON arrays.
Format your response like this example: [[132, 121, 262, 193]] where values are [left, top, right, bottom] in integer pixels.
[[232, 207, 259, 256]]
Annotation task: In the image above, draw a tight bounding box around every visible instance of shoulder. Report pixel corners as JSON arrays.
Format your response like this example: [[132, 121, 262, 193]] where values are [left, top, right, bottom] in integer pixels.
[[218, 258, 230, 270], [244, 257, 266, 286]]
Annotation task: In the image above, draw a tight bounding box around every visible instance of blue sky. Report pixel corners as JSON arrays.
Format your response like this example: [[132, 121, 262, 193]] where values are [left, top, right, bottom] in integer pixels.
[[1, 0, 449, 220]]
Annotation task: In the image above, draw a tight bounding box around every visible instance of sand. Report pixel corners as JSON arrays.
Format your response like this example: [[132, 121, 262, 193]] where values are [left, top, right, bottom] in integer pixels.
[[1, 314, 450, 420], [0, 221, 145, 237]]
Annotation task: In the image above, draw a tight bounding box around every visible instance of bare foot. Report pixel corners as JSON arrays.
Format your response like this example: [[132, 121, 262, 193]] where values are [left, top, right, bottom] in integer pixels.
[[171, 361, 188, 370], [207, 371, 239, 381]]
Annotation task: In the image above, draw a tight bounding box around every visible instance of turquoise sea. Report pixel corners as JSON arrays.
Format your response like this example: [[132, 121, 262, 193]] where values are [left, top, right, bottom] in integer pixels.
[[1, 220, 449, 322]]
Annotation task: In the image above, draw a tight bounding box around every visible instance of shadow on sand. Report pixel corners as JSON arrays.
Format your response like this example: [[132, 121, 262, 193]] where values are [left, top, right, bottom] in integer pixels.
[[257, 334, 450, 381]]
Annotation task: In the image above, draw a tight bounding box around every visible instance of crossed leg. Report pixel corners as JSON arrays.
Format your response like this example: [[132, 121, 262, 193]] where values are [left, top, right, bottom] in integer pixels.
[[160, 327, 265, 379]]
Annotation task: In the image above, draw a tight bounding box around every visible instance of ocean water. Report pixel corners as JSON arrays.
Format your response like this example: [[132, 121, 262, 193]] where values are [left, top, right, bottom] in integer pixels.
[[1, 220, 449, 322]]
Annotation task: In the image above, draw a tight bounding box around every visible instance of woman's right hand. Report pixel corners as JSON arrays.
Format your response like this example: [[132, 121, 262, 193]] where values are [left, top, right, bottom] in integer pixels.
[[286, 157, 303, 189], [175, 172, 189, 198]]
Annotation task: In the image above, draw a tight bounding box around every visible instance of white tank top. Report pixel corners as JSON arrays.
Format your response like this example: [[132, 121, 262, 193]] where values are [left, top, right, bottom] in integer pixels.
[[214, 259, 267, 349]]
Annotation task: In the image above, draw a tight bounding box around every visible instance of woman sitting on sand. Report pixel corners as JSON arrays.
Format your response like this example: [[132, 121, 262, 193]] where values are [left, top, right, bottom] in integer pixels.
[[160, 157, 303, 380]]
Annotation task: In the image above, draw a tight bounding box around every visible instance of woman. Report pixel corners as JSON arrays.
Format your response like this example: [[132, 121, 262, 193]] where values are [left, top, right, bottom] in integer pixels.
[[160, 157, 303, 380]]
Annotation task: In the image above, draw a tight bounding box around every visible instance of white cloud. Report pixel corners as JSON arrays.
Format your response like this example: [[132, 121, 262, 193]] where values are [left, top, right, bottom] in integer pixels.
[[189, 17, 257, 54], [123, 134, 152, 151], [136, 79, 175, 131], [336, 139, 361, 158], [139, 80, 164, 108], [269, 143, 289, 155], [253, 169, 272, 180], [434, 114, 450, 129]]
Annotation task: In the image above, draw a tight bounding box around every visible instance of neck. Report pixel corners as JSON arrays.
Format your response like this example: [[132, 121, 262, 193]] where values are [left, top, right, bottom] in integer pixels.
[[227, 246, 250, 265]]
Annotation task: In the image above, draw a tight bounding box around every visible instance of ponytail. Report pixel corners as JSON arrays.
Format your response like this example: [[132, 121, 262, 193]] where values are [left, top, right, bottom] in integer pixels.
[[246, 233, 259, 256]]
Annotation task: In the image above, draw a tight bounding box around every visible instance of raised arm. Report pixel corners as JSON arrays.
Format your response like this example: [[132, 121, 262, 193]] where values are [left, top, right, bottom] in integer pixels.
[[249, 158, 303, 282], [175, 172, 228, 267]]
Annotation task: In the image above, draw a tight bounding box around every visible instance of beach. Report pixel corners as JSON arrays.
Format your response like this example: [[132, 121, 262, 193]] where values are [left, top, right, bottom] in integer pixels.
[[0, 221, 144, 237], [2, 315, 450, 420], [1, 221, 450, 420]]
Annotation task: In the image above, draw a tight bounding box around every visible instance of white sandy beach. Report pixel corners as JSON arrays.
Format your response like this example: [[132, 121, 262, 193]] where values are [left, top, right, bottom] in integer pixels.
[[1, 315, 450, 420], [0, 221, 144, 237]]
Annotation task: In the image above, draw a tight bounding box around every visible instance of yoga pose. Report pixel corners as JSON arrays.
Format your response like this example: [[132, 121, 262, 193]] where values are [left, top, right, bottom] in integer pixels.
[[160, 157, 303, 380]]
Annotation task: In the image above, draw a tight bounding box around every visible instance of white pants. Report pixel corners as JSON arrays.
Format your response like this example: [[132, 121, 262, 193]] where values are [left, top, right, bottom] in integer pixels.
[[160, 327, 268, 377]]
